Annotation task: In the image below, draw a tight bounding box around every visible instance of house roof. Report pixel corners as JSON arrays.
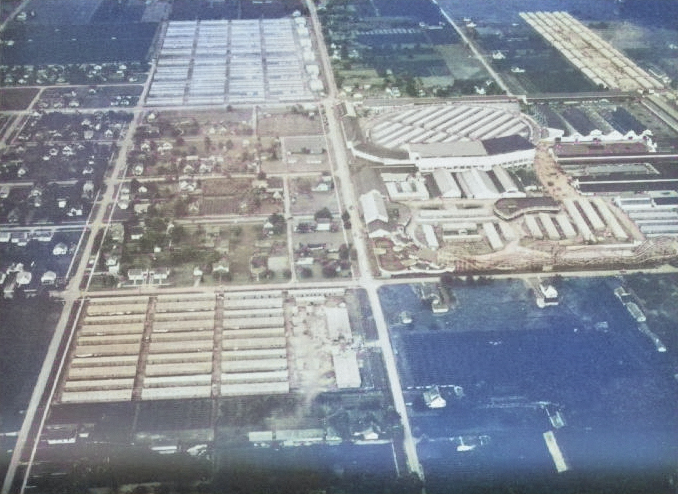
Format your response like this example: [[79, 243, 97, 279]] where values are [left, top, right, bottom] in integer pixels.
[[367, 219, 390, 234], [432, 169, 461, 196], [354, 142, 409, 160], [359, 189, 389, 225]]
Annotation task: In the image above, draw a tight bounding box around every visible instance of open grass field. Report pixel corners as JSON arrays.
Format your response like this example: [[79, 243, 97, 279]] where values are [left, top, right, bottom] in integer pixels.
[[0, 88, 39, 111]]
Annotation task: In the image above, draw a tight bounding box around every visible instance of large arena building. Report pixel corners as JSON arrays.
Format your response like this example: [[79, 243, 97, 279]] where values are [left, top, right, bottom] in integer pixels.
[[349, 103, 541, 171]]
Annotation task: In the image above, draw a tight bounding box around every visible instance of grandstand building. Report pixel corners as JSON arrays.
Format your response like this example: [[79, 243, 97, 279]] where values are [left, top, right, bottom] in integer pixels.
[[408, 135, 536, 172], [349, 103, 539, 171]]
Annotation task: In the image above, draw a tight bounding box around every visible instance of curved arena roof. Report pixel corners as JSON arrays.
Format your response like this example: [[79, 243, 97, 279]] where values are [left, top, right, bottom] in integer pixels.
[[366, 104, 537, 152]]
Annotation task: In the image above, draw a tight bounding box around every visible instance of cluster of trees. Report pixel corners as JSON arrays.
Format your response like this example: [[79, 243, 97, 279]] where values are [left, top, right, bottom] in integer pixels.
[[267, 213, 286, 235]]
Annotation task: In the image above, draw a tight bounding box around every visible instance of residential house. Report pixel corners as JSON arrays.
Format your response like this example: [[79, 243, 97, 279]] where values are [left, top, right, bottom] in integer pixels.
[[127, 269, 146, 283], [106, 256, 120, 275], [129, 225, 145, 241], [109, 223, 124, 242], [41, 271, 57, 285], [52, 242, 68, 256], [151, 267, 171, 283]]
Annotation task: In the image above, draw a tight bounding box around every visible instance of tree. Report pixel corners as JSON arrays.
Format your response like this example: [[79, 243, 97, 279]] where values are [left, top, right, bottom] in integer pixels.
[[129, 178, 141, 193], [170, 225, 186, 243], [314, 207, 332, 221], [339, 243, 350, 260], [174, 197, 189, 217], [267, 213, 286, 235], [440, 272, 457, 286], [322, 263, 338, 278]]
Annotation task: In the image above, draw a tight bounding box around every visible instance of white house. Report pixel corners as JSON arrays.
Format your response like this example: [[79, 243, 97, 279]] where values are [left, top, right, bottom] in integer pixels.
[[52, 243, 68, 256], [359, 190, 389, 224], [41, 271, 57, 285]]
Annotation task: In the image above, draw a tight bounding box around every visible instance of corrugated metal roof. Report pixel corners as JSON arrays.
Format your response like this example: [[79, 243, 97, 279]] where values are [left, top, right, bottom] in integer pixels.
[[482, 135, 534, 155]]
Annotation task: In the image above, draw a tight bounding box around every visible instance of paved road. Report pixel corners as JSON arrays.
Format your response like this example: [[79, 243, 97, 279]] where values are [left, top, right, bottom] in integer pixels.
[[282, 176, 298, 282], [306, 0, 425, 479], [45, 261, 678, 301], [0, 0, 31, 32], [432, 0, 512, 96], [6, 5, 677, 491]]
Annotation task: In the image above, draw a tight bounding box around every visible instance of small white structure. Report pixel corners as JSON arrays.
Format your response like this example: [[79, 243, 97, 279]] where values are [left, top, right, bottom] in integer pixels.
[[332, 349, 361, 389], [422, 224, 439, 250], [52, 242, 68, 256], [537, 283, 559, 308], [385, 177, 430, 201], [423, 385, 446, 409], [325, 306, 352, 342], [16, 270, 32, 286], [41, 271, 57, 285]]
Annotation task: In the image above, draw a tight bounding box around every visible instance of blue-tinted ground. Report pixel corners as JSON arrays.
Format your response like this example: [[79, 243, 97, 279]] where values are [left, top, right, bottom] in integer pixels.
[[0, 23, 158, 65], [0, 0, 158, 65], [18, 0, 104, 25], [169, 0, 303, 21], [437, 0, 678, 94], [373, 0, 447, 25], [380, 278, 678, 493], [17, 0, 149, 24], [438, 0, 678, 28], [213, 442, 400, 494], [0, 296, 62, 481]]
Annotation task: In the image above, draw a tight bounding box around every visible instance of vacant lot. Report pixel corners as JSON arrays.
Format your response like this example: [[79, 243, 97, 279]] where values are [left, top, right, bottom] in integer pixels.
[[258, 111, 323, 136], [0, 87, 39, 111], [290, 176, 340, 216]]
